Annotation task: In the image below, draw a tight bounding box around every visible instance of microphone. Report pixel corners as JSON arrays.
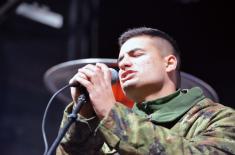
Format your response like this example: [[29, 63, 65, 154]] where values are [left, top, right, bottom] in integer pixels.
[[43, 69, 119, 155], [110, 68, 119, 84], [69, 68, 119, 87]]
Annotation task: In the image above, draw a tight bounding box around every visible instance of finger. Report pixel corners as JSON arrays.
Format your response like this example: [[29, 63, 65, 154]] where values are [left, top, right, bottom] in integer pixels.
[[83, 64, 96, 72], [79, 64, 96, 80], [69, 72, 87, 86], [71, 87, 79, 102], [69, 72, 93, 102], [73, 74, 92, 90], [96, 63, 111, 83], [79, 65, 103, 85]]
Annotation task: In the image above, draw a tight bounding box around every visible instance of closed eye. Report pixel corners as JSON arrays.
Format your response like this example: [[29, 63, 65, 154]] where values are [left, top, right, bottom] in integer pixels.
[[117, 48, 145, 66], [129, 49, 145, 57]]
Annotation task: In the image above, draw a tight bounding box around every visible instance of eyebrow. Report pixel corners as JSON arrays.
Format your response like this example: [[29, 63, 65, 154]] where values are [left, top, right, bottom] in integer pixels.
[[117, 48, 143, 64], [117, 55, 124, 64]]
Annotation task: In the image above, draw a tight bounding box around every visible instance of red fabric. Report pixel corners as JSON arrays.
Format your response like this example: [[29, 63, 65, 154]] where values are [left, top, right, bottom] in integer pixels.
[[112, 81, 134, 108]]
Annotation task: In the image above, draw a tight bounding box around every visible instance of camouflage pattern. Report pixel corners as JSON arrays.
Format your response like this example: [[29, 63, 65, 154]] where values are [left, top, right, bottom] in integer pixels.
[[57, 88, 235, 155]]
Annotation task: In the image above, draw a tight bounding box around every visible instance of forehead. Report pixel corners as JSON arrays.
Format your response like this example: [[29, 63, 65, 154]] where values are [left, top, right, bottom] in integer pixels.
[[119, 36, 158, 55]]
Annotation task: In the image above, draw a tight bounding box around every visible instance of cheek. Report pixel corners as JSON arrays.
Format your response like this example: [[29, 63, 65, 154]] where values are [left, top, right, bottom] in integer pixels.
[[141, 59, 158, 71], [134, 55, 152, 68], [143, 60, 165, 79], [133, 55, 164, 74]]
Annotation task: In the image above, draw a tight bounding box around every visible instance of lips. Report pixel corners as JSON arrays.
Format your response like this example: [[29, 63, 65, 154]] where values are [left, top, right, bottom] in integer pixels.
[[120, 70, 137, 82]]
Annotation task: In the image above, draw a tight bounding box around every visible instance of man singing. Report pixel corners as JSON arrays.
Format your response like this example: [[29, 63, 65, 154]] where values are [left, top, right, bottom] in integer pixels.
[[57, 27, 235, 155]]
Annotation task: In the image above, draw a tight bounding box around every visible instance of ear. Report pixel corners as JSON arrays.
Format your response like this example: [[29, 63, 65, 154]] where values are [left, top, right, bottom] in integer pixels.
[[164, 54, 177, 72]]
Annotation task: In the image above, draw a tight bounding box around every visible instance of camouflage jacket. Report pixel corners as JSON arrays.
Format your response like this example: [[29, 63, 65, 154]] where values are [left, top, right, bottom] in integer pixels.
[[56, 87, 235, 155]]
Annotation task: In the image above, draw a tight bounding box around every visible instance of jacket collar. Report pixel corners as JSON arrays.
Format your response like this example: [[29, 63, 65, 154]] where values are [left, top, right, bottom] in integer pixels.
[[132, 87, 205, 123]]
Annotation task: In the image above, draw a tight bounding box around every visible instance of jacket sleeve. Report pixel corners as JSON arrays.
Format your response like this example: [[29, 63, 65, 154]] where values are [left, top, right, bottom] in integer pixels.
[[56, 103, 104, 155], [98, 103, 235, 155]]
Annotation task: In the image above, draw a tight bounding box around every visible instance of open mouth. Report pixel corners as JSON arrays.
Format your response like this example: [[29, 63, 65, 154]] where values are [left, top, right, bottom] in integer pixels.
[[121, 70, 136, 83]]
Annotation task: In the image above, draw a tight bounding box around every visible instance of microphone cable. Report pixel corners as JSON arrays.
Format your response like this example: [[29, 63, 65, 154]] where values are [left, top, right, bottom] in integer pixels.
[[41, 84, 72, 155]]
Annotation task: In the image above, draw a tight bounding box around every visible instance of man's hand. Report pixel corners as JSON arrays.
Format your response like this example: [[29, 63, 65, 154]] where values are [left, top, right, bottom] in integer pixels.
[[69, 63, 116, 119]]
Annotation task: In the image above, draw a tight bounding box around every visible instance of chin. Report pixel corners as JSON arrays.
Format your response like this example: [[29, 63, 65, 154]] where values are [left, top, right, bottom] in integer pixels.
[[122, 78, 136, 87], [122, 79, 138, 92]]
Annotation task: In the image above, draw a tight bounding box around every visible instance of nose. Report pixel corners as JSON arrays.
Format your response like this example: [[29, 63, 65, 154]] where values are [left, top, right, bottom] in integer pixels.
[[118, 55, 132, 70]]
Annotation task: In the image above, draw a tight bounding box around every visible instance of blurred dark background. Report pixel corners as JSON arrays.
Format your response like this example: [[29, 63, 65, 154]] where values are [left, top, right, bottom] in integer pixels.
[[0, 0, 234, 154]]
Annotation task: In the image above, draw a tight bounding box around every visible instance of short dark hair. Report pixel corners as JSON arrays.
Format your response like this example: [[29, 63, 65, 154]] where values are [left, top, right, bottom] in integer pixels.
[[118, 27, 181, 88]]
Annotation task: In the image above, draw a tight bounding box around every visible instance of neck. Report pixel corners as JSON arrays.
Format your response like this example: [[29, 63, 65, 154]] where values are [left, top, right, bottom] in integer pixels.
[[130, 82, 176, 103]]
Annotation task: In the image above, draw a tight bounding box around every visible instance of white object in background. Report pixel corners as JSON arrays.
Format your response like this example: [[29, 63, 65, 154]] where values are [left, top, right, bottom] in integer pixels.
[[16, 2, 63, 29]]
